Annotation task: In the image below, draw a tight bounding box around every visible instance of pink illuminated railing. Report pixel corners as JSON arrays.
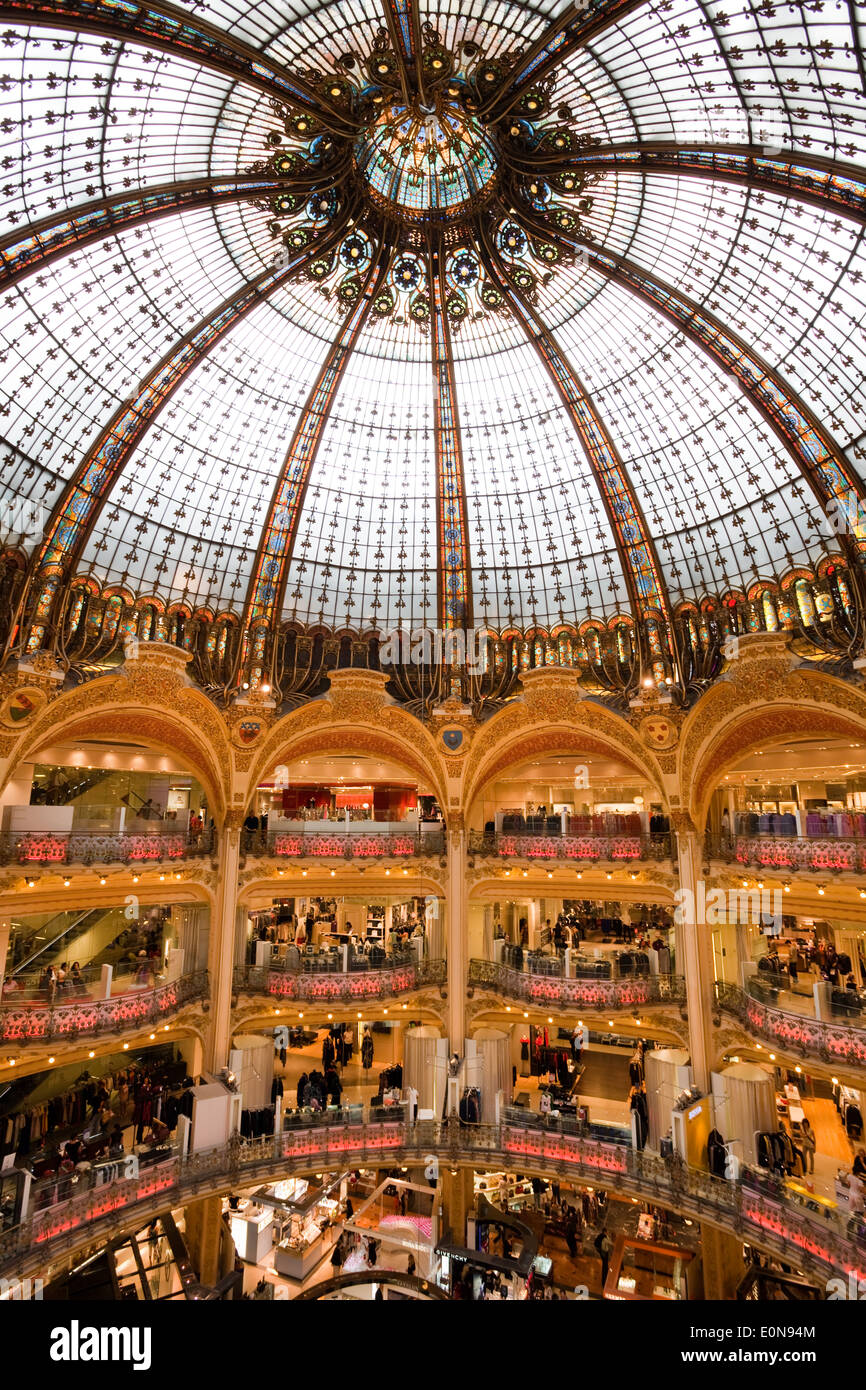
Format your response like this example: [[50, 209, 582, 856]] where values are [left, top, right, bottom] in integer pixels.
[[2, 1115, 865, 1288], [235, 958, 445, 1002], [0, 971, 209, 1045], [468, 830, 672, 862], [707, 832, 866, 874], [716, 981, 866, 1069], [253, 829, 444, 859], [469, 958, 685, 1010], [0, 829, 214, 866]]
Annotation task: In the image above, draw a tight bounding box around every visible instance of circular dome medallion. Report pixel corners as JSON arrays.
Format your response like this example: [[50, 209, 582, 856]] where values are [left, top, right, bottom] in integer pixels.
[[355, 99, 499, 226]]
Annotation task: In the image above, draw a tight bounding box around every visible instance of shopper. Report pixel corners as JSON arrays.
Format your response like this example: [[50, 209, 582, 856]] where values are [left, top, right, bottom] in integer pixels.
[[565, 1211, 578, 1260], [594, 1225, 613, 1289], [325, 1067, 342, 1106], [361, 1027, 374, 1072], [800, 1118, 816, 1174], [853, 1148, 866, 1178], [296, 1072, 309, 1110]]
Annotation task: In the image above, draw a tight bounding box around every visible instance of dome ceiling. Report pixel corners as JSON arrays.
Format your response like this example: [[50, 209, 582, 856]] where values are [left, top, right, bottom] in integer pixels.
[[0, 0, 864, 662]]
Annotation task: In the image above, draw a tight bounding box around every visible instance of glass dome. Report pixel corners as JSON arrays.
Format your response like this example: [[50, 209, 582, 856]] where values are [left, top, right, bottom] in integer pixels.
[[355, 100, 499, 225], [0, 0, 861, 655]]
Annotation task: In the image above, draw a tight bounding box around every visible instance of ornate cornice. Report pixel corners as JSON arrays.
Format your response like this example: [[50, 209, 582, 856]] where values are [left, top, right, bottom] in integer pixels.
[[679, 638, 866, 829]]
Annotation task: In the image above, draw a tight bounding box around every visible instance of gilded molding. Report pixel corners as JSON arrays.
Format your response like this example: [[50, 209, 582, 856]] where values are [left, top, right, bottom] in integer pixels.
[[680, 652, 866, 828]]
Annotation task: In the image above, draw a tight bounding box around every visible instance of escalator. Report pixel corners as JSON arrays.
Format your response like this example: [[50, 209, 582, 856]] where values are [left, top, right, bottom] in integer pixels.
[[30, 767, 114, 806], [11, 907, 112, 976]]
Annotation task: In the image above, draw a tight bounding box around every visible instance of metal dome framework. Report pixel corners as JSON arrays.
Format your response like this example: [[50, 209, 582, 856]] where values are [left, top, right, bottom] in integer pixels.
[[0, 0, 863, 710]]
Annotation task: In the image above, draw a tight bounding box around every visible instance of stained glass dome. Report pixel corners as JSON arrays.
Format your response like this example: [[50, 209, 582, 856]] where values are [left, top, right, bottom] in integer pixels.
[[0, 0, 862, 696], [355, 100, 499, 224]]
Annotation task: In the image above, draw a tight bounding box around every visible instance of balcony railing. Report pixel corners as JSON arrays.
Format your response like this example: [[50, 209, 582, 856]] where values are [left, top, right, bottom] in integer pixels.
[[2, 1111, 864, 1288], [0, 970, 209, 1045], [468, 829, 672, 863], [241, 828, 445, 859], [0, 828, 214, 867], [4, 959, 167, 1003], [235, 956, 445, 1003], [716, 980, 866, 1069], [469, 958, 685, 1010], [706, 831, 866, 874]]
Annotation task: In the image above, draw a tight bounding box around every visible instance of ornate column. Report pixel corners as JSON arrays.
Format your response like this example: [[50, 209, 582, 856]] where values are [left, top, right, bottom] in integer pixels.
[[701, 1223, 745, 1300], [673, 816, 716, 1091], [0, 917, 9, 986], [184, 1196, 226, 1287], [438, 1167, 474, 1246], [446, 818, 468, 1054], [206, 814, 242, 1073]]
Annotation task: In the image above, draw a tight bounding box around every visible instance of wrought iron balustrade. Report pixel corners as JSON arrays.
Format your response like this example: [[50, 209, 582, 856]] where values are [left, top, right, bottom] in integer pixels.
[[235, 957, 445, 1003], [705, 830, 866, 874], [241, 827, 445, 859], [467, 829, 672, 862], [2, 1111, 864, 1290], [716, 980, 866, 1069], [0, 828, 214, 868], [468, 957, 685, 1010], [0, 970, 209, 1045]]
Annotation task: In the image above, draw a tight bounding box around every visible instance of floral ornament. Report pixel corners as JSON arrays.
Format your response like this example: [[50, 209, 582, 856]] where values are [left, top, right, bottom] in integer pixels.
[[255, 20, 596, 329]]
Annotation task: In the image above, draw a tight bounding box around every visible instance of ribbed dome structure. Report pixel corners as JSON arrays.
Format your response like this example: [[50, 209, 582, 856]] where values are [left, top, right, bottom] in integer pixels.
[[0, 0, 863, 704]]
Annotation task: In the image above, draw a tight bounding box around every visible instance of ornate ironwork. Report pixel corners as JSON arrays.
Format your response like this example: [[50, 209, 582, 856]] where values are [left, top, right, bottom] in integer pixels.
[[469, 958, 685, 1011], [0, 970, 209, 1045], [716, 980, 866, 1070], [4, 1112, 865, 1287], [0, 829, 214, 867], [235, 956, 445, 1002]]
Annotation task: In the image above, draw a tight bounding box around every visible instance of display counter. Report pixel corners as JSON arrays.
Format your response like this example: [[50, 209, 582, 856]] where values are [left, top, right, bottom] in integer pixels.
[[270, 1175, 346, 1281], [229, 1202, 274, 1264]]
